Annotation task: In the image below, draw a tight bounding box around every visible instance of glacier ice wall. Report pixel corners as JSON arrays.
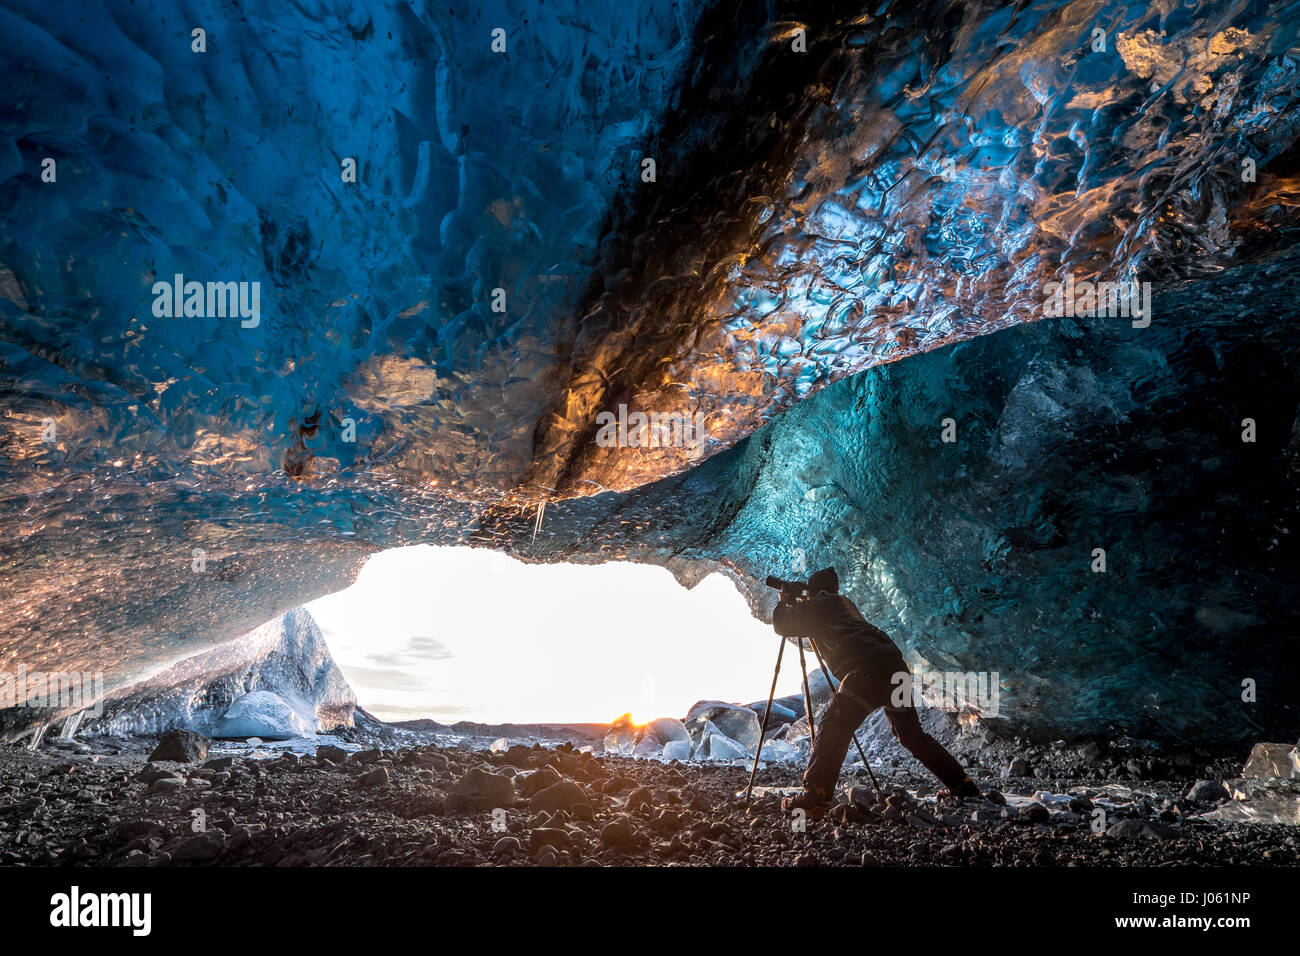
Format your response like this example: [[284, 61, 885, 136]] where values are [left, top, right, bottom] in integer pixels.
[[1, 0, 1298, 743], [521, 251, 1299, 745], [81, 607, 356, 738]]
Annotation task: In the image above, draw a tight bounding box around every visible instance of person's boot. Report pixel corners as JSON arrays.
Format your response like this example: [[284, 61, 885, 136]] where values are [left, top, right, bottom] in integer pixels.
[[937, 774, 981, 803], [782, 785, 831, 819]]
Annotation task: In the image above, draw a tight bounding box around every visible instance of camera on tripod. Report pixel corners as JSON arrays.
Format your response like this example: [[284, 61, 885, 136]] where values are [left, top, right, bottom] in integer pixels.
[[765, 566, 838, 600], [764, 574, 808, 594]]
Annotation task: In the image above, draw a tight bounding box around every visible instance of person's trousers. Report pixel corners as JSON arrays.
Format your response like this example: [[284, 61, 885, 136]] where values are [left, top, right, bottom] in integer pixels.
[[803, 664, 970, 794]]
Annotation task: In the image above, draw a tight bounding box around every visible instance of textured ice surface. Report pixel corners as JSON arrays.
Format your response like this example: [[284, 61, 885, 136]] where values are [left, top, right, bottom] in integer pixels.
[[1, 1, 1299, 743], [532, 267, 1300, 745]]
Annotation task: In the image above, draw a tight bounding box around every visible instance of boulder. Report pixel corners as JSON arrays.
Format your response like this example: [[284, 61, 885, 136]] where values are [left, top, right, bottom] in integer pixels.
[[530, 780, 590, 812], [492, 836, 521, 855], [1105, 819, 1179, 839], [316, 744, 349, 765], [447, 767, 516, 811], [1002, 757, 1032, 778], [520, 766, 561, 797], [529, 828, 569, 851], [148, 776, 185, 795], [1020, 802, 1050, 824], [600, 817, 637, 848], [148, 729, 210, 764], [172, 830, 225, 862], [360, 767, 390, 788], [1186, 779, 1229, 803]]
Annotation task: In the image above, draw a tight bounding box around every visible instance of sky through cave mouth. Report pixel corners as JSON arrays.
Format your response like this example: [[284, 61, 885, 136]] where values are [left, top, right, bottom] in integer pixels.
[[306, 546, 806, 725]]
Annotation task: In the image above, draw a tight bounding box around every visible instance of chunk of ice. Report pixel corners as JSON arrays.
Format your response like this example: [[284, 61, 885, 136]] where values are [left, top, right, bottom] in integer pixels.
[[662, 739, 692, 761], [214, 691, 314, 741], [1241, 742, 1300, 779]]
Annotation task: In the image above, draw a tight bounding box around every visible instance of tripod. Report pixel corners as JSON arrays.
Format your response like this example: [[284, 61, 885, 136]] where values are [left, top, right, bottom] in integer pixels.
[[744, 633, 880, 802]]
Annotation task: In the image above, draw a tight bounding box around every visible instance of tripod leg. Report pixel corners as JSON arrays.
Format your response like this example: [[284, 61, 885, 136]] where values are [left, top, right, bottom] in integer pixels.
[[806, 638, 881, 793], [797, 640, 815, 747], [745, 636, 787, 803]]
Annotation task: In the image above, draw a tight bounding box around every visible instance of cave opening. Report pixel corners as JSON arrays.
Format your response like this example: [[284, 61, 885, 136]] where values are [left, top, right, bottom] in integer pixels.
[[305, 546, 806, 728]]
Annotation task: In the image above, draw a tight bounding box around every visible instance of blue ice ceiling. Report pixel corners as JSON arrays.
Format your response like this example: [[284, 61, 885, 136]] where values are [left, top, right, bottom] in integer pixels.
[[1, 0, 1297, 742]]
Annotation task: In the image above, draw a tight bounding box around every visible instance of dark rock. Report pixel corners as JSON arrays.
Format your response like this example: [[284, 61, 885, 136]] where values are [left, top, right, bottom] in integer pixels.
[[492, 836, 520, 855], [1021, 801, 1050, 823], [1001, 757, 1031, 778], [360, 767, 390, 788], [315, 745, 349, 765], [500, 745, 534, 767], [529, 828, 569, 851], [118, 820, 166, 841], [685, 790, 715, 812], [1186, 779, 1229, 803], [137, 764, 179, 786], [530, 780, 590, 813], [533, 846, 559, 866], [414, 752, 450, 771], [172, 830, 225, 863], [1106, 819, 1180, 840], [519, 766, 561, 797], [600, 817, 637, 848], [601, 775, 636, 794], [447, 767, 515, 811], [148, 777, 185, 795], [148, 730, 210, 764]]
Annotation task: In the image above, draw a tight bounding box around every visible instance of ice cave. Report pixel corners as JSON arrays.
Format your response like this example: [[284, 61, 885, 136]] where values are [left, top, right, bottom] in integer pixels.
[[0, 0, 1299, 874]]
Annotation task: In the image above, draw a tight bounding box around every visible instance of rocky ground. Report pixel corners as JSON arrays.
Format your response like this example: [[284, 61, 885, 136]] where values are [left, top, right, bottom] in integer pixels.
[[0, 730, 1296, 867]]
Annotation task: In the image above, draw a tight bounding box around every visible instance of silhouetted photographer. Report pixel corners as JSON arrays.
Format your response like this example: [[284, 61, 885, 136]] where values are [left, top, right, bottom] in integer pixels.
[[770, 566, 980, 817]]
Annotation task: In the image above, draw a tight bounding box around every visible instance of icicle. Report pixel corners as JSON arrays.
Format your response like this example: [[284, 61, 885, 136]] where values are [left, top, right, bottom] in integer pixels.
[[60, 710, 84, 740], [531, 500, 546, 544], [26, 722, 48, 751]]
